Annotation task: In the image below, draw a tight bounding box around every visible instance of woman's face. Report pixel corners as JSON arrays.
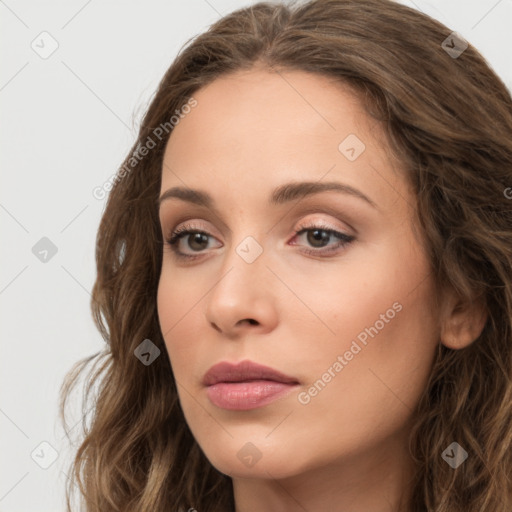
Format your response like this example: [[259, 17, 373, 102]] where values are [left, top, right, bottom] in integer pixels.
[[157, 67, 441, 481]]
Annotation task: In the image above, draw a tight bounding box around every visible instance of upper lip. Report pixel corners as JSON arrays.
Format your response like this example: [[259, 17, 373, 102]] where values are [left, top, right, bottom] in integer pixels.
[[203, 360, 299, 386]]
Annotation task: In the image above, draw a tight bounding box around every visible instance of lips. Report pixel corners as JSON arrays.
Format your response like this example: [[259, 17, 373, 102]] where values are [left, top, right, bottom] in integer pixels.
[[202, 360, 299, 386], [203, 360, 300, 411]]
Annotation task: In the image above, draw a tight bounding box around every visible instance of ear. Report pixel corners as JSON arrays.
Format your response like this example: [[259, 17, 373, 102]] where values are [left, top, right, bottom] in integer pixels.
[[439, 290, 488, 350]]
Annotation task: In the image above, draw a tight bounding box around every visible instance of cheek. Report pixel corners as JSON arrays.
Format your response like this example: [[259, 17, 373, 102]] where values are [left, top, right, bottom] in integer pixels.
[[156, 270, 200, 371], [285, 249, 414, 349], [289, 281, 438, 471], [297, 234, 438, 403]]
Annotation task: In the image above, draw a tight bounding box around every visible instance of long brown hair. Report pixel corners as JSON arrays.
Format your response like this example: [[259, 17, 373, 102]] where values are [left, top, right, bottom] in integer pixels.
[[59, 0, 512, 510]]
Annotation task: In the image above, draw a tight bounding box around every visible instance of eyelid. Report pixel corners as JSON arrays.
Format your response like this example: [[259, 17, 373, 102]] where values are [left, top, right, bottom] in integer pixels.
[[160, 200, 362, 235], [164, 212, 355, 253], [294, 213, 353, 236], [164, 213, 352, 242], [162, 215, 223, 240], [287, 205, 358, 235]]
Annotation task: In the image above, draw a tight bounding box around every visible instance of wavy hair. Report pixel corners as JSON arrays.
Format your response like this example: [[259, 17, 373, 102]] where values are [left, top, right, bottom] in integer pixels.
[[59, 0, 512, 510]]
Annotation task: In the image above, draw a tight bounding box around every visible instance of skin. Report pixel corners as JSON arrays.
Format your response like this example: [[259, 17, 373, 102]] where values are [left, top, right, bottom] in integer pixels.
[[157, 66, 487, 512]]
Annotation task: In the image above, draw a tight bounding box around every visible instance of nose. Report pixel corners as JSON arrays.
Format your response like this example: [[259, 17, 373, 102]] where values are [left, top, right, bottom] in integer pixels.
[[204, 239, 279, 339]]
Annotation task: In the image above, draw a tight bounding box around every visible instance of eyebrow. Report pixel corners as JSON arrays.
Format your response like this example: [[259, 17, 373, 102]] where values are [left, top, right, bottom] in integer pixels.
[[158, 181, 378, 210]]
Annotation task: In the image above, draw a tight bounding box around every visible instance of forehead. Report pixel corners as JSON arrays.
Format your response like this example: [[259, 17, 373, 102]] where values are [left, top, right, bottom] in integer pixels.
[[160, 67, 409, 216], [164, 68, 371, 160]]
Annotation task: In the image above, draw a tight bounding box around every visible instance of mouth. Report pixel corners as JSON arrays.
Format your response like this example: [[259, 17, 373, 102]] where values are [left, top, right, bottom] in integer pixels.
[[203, 360, 300, 411]]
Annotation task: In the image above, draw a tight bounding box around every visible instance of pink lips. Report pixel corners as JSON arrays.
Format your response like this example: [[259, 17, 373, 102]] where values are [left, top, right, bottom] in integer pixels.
[[203, 360, 300, 410]]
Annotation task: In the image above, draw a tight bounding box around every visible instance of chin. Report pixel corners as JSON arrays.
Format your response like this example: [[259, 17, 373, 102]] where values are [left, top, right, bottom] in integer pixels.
[[197, 437, 313, 480]]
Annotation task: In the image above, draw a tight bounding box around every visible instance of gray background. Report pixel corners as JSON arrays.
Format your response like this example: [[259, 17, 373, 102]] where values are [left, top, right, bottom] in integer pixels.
[[1, 0, 511, 510]]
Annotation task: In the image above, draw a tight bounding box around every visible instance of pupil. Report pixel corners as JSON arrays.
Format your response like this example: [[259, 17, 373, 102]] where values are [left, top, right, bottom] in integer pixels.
[[308, 229, 330, 248], [189, 233, 208, 251]]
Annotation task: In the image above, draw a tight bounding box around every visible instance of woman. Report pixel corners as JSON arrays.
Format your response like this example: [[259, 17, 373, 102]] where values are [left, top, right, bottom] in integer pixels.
[[60, 0, 512, 510]]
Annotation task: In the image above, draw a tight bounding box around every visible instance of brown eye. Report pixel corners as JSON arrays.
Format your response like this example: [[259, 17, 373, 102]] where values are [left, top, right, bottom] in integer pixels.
[[291, 224, 355, 257], [166, 224, 222, 260]]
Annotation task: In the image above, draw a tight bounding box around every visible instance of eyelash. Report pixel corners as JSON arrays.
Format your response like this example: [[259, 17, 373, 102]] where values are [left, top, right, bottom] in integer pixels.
[[165, 221, 355, 261]]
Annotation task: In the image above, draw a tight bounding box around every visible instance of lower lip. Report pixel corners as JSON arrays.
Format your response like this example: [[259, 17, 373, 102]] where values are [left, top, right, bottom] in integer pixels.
[[206, 380, 298, 410]]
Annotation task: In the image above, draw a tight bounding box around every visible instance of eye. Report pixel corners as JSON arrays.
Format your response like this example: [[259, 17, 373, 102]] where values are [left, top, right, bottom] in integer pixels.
[[164, 221, 355, 261], [290, 222, 355, 257], [165, 223, 220, 260]]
